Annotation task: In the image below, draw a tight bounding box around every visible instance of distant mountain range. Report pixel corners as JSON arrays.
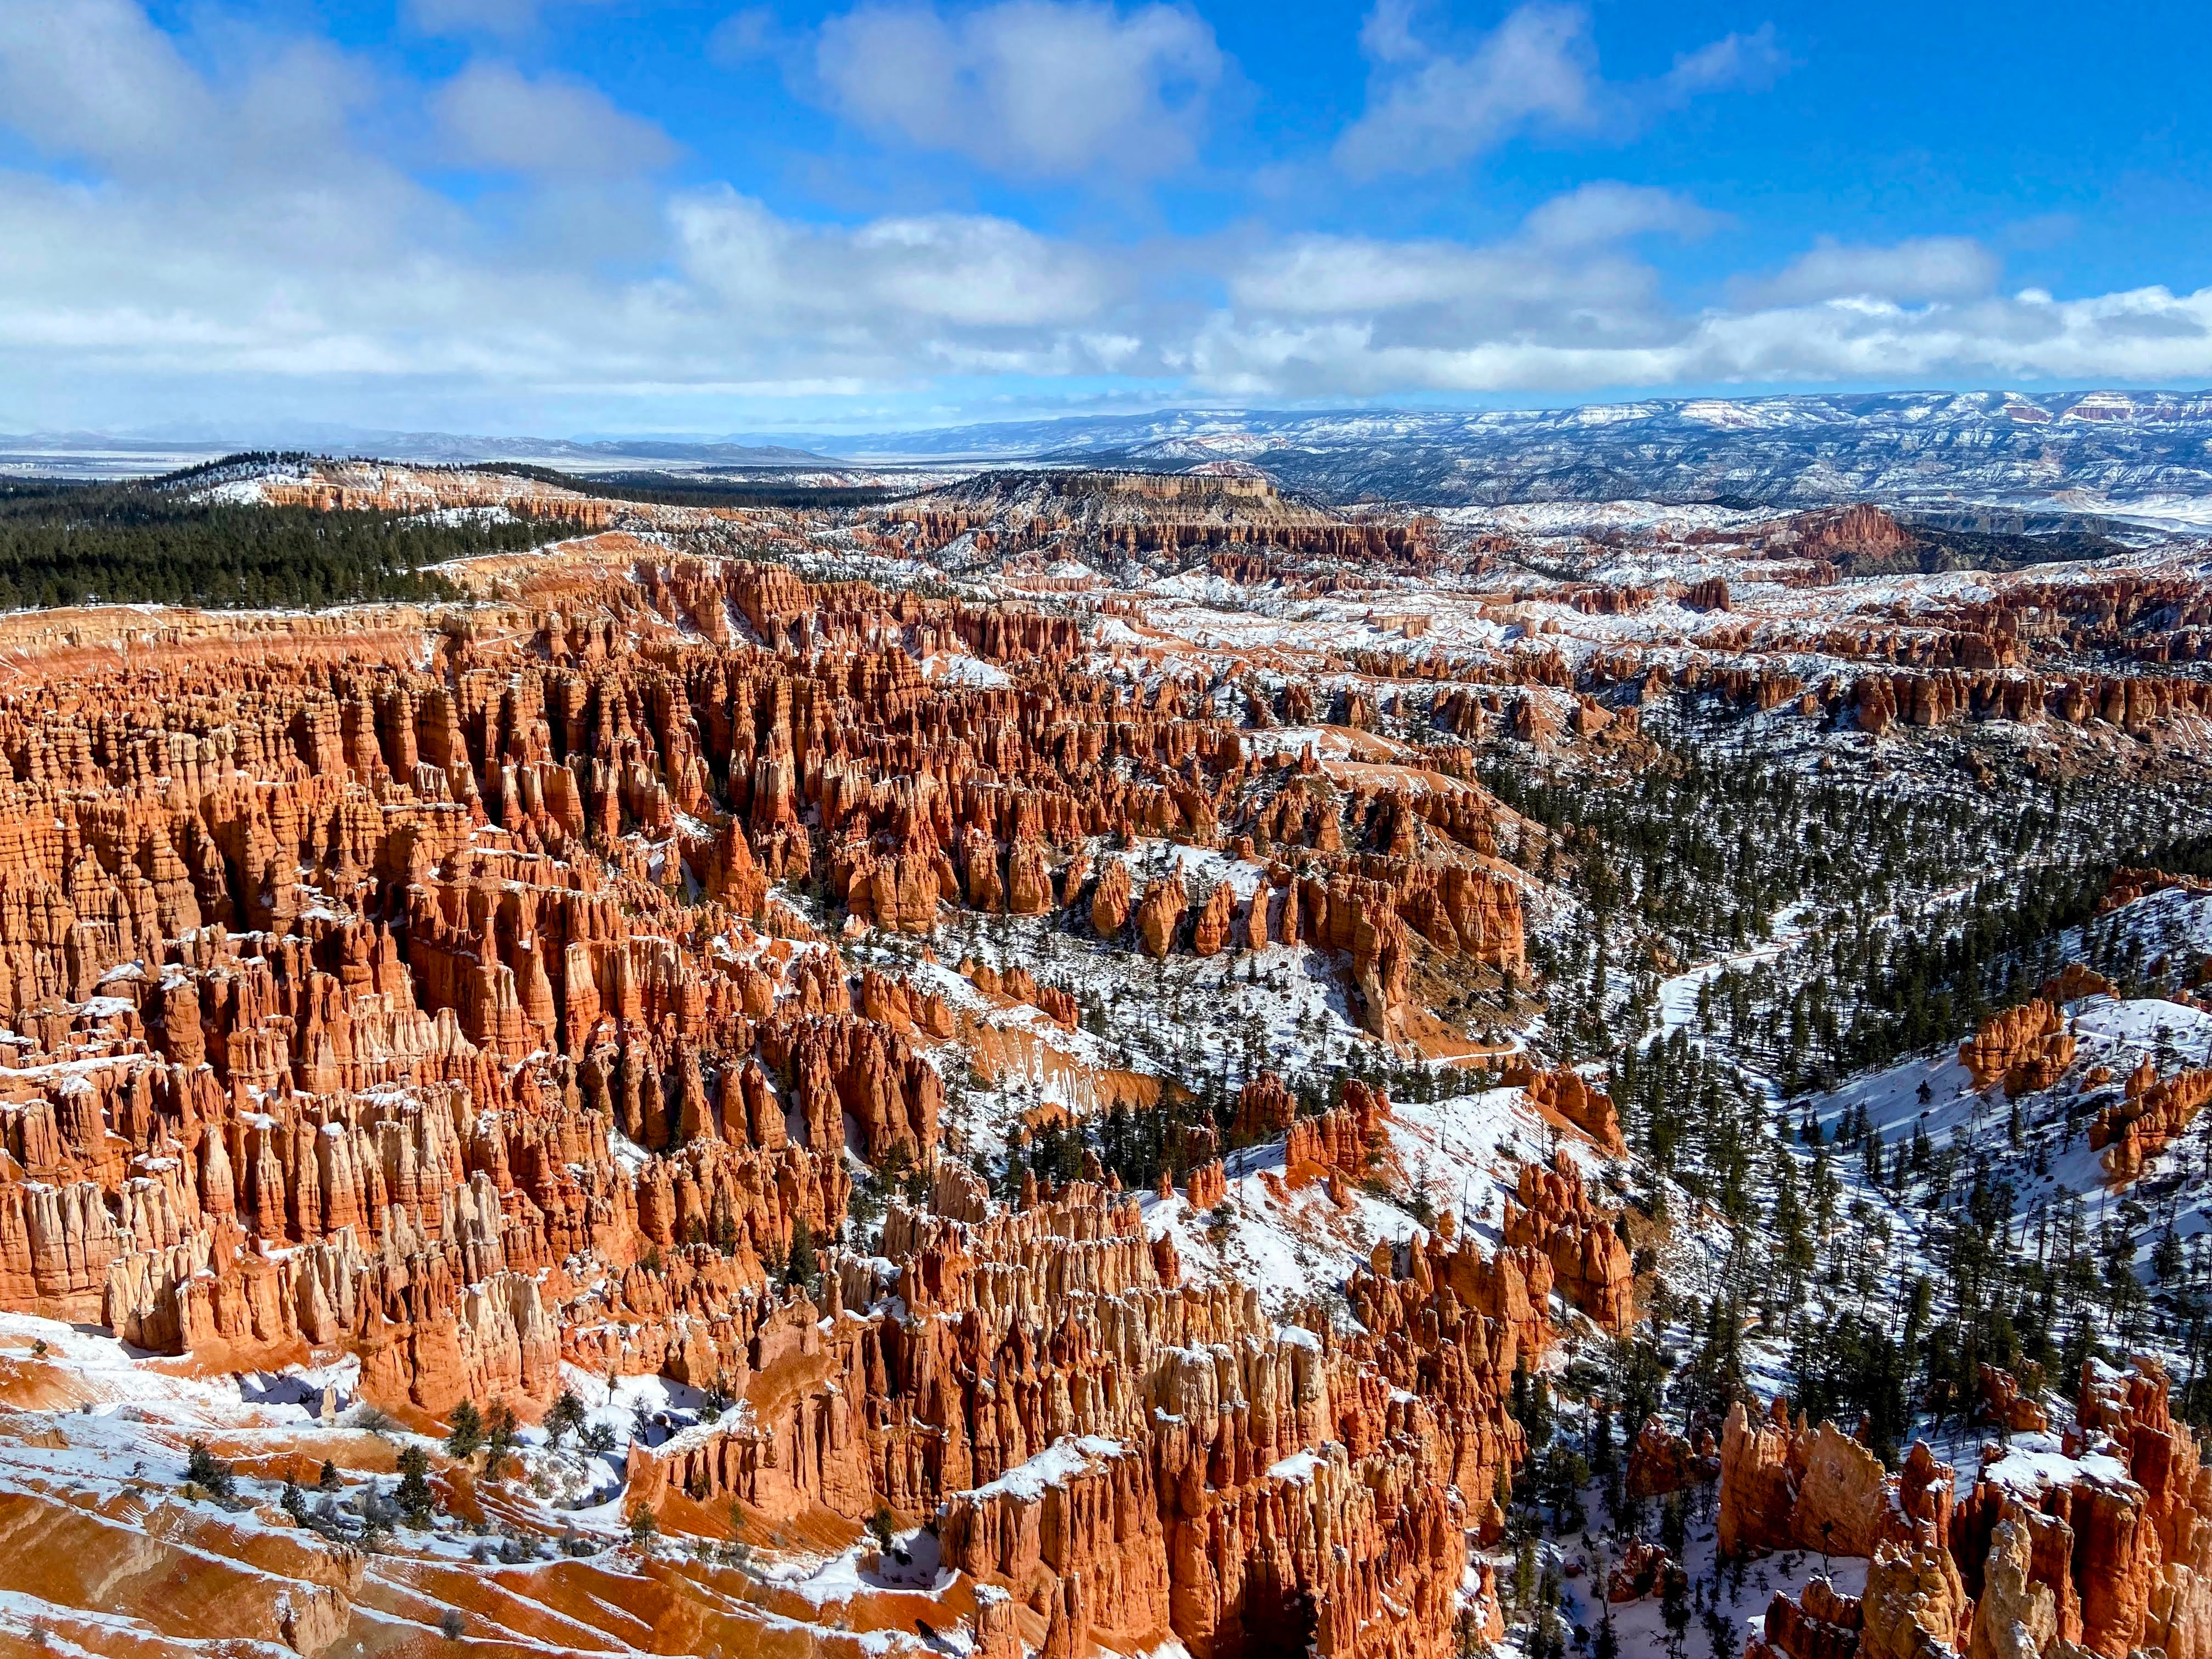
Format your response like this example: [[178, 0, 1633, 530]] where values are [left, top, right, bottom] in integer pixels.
[[0, 426, 828, 479], [11, 390, 2212, 526], [785, 391, 2212, 527]]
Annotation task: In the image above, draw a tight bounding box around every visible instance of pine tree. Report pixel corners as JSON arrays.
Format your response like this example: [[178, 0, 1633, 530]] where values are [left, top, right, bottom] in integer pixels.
[[1589, 1400, 1616, 1476], [546, 1389, 588, 1445], [186, 1439, 235, 1501], [786, 1216, 819, 1293], [483, 1399, 519, 1479], [396, 1445, 435, 1527], [445, 1399, 483, 1460]]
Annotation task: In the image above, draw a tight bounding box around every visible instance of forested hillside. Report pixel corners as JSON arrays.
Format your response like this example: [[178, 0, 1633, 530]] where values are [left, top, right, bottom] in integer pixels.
[[0, 467, 578, 608]]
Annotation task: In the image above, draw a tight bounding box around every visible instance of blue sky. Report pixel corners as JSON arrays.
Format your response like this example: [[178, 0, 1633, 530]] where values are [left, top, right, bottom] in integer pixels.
[[3, 0, 2211, 435]]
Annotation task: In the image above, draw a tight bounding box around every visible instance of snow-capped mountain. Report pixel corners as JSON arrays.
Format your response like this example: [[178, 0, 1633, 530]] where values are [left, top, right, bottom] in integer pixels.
[[810, 391, 2212, 520], [17, 391, 2212, 524]]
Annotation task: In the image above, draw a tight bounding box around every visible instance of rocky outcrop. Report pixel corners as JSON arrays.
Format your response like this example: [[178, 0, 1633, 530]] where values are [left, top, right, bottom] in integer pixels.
[[1752, 1576, 1863, 1659], [1184, 1159, 1227, 1210], [1737, 1359, 2212, 1659], [1135, 873, 1188, 960], [1091, 859, 1133, 938], [1976, 1365, 2052, 1435], [2092, 1061, 2212, 1181], [1717, 1399, 1925, 1562], [1191, 881, 1236, 957], [2042, 962, 2117, 1004], [1863, 1535, 1972, 1658], [1285, 1082, 1389, 1192], [2103, 867, 2212, 913], [1509, 1063, 1625, 1153], [16, 433, 2212, 1659], [1960, 999, 2077, 1095], [1499, 1155, 1634, 1331], [938, 1438, 1171, 1650], [1968, 1517, 2057, 1659], [1626, 1415, 1717, 1500], [1607, 1540, 1683, 1603], [1232, 1073, 1297, 1143]]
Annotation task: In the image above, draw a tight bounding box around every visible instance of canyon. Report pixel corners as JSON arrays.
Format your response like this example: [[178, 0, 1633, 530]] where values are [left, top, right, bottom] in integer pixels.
[[0, 452, 2205, 1659]]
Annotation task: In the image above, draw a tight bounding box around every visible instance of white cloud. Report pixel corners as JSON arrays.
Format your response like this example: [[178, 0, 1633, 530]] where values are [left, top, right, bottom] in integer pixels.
[[1335, 1, 1786, 177], [1522, 182, 1722, 248], [0, 0, 373, 184], [813, 0, 1222, 179], [1336, 2, 1594, 177], [1231, 185, 1711, 330], [407, 0, 613, 38], [434, 61, 678, 176], [1659, 24, 1787, 100], [707, 7, 781, 66], [0, 2, 1130, 418], [0, 2, 2206, 430], [1190, 218, 2212, 397], [0, 0, 211, 169], [1168, 192, 2202, 399], [1231, 235, 1666, 332], [673, 188, 1120, 329], [1733, 237, 2002, 306]]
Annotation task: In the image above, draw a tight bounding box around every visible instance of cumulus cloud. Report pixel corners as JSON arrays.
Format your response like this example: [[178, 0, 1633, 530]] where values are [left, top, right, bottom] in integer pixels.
[[1167, 191, 2190, 400], [707, 8, 782, 66], [1230, 185, 1712, 331], [0, 3, 1138, 425], [1732, 236, 2002, 307], [1206, 187, 1714, 394], [1188, 214, 2212, 398], [1521, 181, 1722, 248], [673, 188, 1121, 329], [1658, 24, 1787, 100], [1335, 1, 1785, 176], [1336, 2, 1593, 177], [813, 0, 1222, 179], [0, 0, 374, 183], [435, 61, 678, 176], [0, 1, 2206, 430], [0, 0, 213, 169], [407, 0, 612, 38]]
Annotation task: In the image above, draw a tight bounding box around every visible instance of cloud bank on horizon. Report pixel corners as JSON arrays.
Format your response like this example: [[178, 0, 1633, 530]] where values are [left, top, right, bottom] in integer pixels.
[[1, 0, 2210, 434]]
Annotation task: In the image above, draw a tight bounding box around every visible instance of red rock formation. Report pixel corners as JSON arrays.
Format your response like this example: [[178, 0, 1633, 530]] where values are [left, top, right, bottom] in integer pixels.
[[2092, 1062, 2212, 1181], [1184, 1158, 1227, 1210], [1626, 1415, 1718, 1500], [1959, 999, 2076, 1095], [1091, 859, 1133, 938], [1499, 1155, 1634, 1331], [1606, 1540, 1684, 1603], [2042, 961, 2117, 1004], [1864, 1536, 1972, 1657], [1790, 504, 1916, 564], [1285, 1082, 1389, 1190], [17, 456, 2212, 1658], [1976, 1365, 2052, 1435], [1508, 1063, 1625, 1153], [1683, 577, 1731, 612], [1750, 1575, 1861, 1659], [1191, 881, 1236, 956], [1136, 872, 1188, 959], [1735, 1359, 2212, 1659], [1716, 1399, 1928, 1562], [2103, 866, 2212, 913], [1233, 1072, 1297, 1142]]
